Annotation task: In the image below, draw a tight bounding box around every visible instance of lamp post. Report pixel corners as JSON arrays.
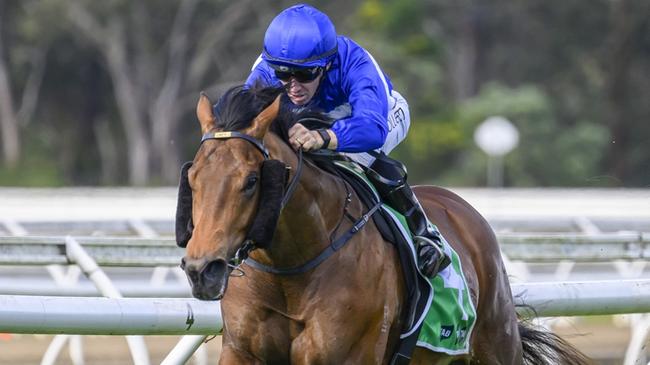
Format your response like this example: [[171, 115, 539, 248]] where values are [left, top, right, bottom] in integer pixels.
[[473, 116, 519, 187]]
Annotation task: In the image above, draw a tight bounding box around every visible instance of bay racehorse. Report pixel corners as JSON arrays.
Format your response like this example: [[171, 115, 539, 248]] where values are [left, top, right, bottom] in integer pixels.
[[178, 85, 591, 364]]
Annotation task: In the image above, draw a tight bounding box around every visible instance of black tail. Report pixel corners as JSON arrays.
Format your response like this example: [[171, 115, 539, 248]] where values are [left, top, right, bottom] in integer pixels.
[[519, 322, 592, 365]]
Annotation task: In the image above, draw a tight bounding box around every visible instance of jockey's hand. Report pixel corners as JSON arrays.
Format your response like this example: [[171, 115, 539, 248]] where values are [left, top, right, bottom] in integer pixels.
[[288, 123, 326, 151]]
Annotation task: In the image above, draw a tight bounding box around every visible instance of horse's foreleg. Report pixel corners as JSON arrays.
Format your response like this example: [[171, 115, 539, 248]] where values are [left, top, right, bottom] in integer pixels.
[[290, 328, 383, 365], [289, 331, 325, 365], [219, 344, 262, 365], [289, 305, 397, 365]]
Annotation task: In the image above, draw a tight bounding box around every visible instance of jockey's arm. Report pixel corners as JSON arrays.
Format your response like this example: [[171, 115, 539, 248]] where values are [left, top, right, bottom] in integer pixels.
[[289, 69, 389, 152], [328, 55, 390, 153], [244, 53, 389, 153]]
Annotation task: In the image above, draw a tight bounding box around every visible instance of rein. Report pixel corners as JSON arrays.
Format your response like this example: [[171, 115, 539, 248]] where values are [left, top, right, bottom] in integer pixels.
[[244, 200, 382, 275], [200, 129, 381, 276]]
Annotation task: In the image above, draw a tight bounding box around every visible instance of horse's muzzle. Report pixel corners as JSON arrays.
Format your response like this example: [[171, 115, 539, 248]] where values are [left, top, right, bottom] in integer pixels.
[[181, 257, 230, 300]]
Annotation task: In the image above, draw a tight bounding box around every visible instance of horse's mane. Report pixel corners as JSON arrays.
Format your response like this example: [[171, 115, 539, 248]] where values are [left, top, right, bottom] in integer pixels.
[[213, 84, 332, 143]]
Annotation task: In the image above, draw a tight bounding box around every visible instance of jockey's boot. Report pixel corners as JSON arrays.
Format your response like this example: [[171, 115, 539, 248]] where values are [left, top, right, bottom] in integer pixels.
[[384, 182, 451, 278], [365, 152, 451, 278]]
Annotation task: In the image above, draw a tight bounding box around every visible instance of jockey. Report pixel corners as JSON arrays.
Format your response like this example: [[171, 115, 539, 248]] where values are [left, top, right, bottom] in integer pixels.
[[245, 4, 450, 278]]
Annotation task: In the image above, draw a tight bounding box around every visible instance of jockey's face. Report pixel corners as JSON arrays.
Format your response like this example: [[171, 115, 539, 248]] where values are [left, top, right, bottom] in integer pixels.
[[280, 73, 322, 106]]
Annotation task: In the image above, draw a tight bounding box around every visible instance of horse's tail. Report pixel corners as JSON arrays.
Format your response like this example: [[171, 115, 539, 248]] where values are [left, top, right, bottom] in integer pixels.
[[518, 321, 592, 365]]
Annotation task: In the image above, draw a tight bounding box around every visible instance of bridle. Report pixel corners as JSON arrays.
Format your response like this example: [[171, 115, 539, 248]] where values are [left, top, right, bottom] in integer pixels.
[[200, 130, 303, 209], [200, 130, 306, 269], [199, 128, 380, 276]]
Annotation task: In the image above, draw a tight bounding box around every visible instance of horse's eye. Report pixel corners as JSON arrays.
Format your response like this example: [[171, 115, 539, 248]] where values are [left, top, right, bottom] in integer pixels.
[[243, 174, 258, 193]]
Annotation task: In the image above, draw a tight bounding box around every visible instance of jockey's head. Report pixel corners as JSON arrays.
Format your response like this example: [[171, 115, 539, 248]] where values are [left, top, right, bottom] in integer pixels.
[[262, 4, 337, 105]]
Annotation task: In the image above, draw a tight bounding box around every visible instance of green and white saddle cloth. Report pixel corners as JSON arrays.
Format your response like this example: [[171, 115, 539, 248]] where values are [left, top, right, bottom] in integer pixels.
[[334, 161, 477, 355], [383, 207, 477, 355]]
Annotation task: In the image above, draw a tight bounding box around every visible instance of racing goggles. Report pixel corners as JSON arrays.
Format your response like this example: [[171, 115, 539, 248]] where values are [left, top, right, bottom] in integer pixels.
[[271, 65, 323, 83]]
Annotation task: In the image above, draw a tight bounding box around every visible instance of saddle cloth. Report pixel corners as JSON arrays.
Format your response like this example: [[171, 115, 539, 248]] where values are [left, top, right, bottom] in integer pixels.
[[327, 159, 478, 358]]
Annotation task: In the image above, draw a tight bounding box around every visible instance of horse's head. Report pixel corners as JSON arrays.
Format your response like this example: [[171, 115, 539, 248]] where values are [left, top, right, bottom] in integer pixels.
[[179, 86, 286, 300]]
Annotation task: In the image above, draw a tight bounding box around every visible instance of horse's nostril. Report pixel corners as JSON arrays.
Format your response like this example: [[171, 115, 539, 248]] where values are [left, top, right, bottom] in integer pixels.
[[182, 257, 229, 299], [188, 268, 200, 284], [203, 259, 228, 286], [182, 258, 203, 285]]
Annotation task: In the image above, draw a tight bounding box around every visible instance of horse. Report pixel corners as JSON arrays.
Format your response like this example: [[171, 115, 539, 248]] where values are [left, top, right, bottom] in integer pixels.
[[178, 85, 591, 364]]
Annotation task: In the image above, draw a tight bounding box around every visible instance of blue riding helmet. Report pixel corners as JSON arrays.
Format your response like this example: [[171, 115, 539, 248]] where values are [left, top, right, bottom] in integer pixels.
[[262, 4, 338, 68]]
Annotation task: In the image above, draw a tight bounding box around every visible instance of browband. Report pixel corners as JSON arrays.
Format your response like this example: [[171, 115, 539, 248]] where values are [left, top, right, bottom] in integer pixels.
[[201, 131, 270, 159]]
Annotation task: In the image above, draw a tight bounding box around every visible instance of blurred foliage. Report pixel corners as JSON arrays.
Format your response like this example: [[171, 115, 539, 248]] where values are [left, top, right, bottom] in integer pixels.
[[448, 83, 609, 187], [0, 0, 648, 187], [0, 133, 64, 186], [349, 0, 648, 187]]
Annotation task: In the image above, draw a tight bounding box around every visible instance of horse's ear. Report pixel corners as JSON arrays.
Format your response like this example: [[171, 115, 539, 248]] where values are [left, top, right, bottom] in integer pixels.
[[197, 92, 216, 134], [247, 95, 281, 139]]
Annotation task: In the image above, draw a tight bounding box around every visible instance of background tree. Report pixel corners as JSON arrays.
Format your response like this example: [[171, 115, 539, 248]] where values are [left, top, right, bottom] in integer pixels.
[[61, 0, 263, 185], [0, 0, 647, 187], [351, 0, 649, 186], [0, 1, 50, 170]]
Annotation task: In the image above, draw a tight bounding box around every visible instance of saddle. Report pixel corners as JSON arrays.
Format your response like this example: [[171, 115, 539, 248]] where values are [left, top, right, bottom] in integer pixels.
[[306, 151, 433, 365], [175, 132, 430, 364]]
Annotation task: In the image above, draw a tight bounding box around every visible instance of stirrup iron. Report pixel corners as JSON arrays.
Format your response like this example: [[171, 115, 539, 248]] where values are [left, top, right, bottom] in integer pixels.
[[414, 235, 450, 277]]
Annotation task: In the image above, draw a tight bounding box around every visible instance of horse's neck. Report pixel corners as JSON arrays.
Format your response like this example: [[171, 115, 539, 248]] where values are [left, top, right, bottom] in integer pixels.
[[256, 134, 350, 268]]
